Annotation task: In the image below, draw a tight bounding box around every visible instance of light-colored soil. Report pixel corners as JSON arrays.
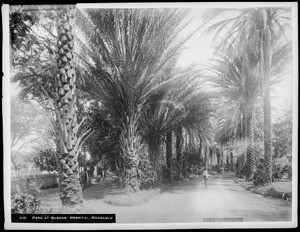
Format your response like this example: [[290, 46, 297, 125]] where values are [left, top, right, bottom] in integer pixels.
[[82, 173, 292, 223], [38, 173, 292, 222]]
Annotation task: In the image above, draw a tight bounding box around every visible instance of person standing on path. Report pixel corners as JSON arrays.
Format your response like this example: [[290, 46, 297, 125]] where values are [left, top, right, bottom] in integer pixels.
[[203, 168, 209, 188]]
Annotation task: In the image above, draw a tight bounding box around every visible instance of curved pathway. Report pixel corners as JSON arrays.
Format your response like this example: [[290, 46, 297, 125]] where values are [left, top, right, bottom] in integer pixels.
[[83, 173, 292, 223]]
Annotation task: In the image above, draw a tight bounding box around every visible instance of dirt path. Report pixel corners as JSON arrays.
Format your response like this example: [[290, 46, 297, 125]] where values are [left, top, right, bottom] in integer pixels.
[[83, 173, 292, 223]]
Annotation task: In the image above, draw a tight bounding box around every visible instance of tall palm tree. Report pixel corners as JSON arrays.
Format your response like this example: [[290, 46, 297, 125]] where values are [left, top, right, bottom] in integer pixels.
[[11, 5, 91, 212], [76, 8, 199, 192], [205, 8, 292, 183], [208, 46, 261, 179], [54, 6, 92, 213], [208, 35, 291, 179]]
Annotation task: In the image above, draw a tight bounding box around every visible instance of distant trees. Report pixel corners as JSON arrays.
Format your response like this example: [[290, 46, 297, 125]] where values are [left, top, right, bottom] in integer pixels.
[[9, 5, 293, 214], [10, 97, 54, 169], [205, 8, 292, 183], [273, 106, 293, 159]]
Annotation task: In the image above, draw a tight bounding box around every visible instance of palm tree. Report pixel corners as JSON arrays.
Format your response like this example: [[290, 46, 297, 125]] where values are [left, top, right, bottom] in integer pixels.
[[207, 45, 261, 179], [205, 8, 292, 183], [54, 6, 93, 213], [11, 5, 91, 213], [76, 8, 200, 192], [208, 35, 291, 179], [140, 65, 213, 180]]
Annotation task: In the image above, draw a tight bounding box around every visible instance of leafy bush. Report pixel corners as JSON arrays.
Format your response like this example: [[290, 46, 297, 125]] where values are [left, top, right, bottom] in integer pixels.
[[253, 159, 268, 186], [282, 164, 292, 180], [253, 157, 292, 186], [33, 149, 60, 172], [240, 163, 247, 176], [272, 163, 284, 181], [11, 190, 41, 214], [272, 109, 292, 159], [183, 152, 203, 176], [275, 156, 292, 180], [160, 165, 171, 183], [211, 164, 219, 172]]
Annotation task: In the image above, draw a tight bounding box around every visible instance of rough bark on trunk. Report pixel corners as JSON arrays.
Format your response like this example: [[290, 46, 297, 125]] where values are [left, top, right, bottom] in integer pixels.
[[246, 110, 255, 181], [120, 114, 141, 192], [55, 7, 84, 213], [166, 130, 173, 182]]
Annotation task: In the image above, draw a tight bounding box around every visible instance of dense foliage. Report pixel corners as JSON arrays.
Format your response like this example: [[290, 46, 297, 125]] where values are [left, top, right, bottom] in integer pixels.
[[33, 149, 60, 172], [9, 6, 293, 211], [11, 191, 41, 214], [253, 157, 292, 186], [272, 108, 293, 159], [10, 9, 36, 50]]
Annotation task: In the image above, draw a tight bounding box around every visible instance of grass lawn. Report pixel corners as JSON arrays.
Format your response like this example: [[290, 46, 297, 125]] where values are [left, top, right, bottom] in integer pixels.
[[38, 177, 163, 212], [237, 178, 292, 201], [103, 188, 161, 206]]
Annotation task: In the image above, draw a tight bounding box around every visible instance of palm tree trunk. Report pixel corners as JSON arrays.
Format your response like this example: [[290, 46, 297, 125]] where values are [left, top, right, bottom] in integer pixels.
[[204, 146, 208, 167], [262, 9, 273, 184], [166, 130, 173, 182], [217, 148, 221, 172], [246, 110, 255, 181], [236, 153, 246, 178], [230, 150, 234, 172], [148, 138, 160, 172], [198, 140, 203, 170], [176, 126, 182, 179], [263, 87, 273, 183], [120, 115, 141, 192], [56, 7, 83, 213]]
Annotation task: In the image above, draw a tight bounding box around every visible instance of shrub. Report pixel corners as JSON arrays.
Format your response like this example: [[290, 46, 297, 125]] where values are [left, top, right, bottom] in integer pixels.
[[240, 163, 247, 176], [211, 164, 219, 172], [282, 164, 292, 180], [265, 187, 283, 198], [275, 156, 292, 180], [253, 160, 268, 186], [272, 163, 284, 181], [160, 165, 171, 183], [33, 149, 60, 172], [189, 164, 202, 175], [11, 190, 41, 214], [253, 157, 292, 186]]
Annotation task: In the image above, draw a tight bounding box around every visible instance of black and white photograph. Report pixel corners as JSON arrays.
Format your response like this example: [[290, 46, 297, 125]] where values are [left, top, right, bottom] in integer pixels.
[[3, 2, 298, 230]]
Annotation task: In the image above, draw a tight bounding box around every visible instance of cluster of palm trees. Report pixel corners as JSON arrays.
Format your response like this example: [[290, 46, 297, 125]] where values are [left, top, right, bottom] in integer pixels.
[[10, 6, 292, 213], [204, 8, 292, 181], [75, 8, 214, 191]]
